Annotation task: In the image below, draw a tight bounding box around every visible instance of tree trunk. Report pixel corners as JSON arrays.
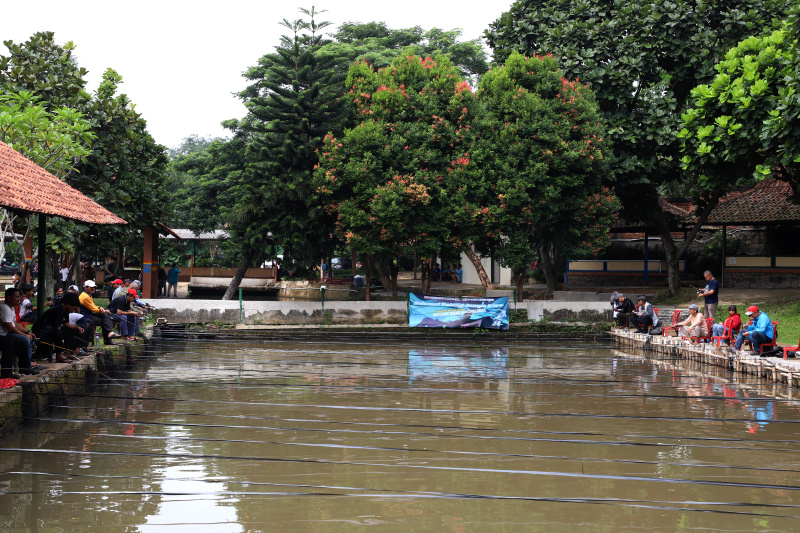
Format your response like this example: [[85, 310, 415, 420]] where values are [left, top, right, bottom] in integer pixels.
[[464, 248, 492, 289], [512, 267, 526, 302], [44, 249, 55, 298], [419, 258, 432, 294], [364, 253, 373, 302], [377, 255, 399, 299], [538, 241, 562, 296], [651, 196, 720, 295], [223, 249, 255, 300], [69, 252, 81, 288]]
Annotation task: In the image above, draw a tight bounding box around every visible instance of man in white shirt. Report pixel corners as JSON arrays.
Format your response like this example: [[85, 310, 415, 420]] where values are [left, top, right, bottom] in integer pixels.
[[60, 265, 70, 288], [0, 287, 38, 379]]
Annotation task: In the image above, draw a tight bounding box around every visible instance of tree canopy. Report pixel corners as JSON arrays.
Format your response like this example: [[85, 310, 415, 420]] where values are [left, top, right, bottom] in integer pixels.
[[474, 52, 616, 295], [679, 16, 800, 199], [313, 52, 481, 295], [485, 0, 793, 293]]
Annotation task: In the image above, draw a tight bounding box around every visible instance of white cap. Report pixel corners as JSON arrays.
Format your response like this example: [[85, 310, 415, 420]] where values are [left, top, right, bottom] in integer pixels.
[[83, 280, 96, 288]]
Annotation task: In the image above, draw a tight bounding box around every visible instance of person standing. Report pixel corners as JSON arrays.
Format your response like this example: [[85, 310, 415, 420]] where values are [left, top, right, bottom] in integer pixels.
[[157, 267, 167, 297], [697, 270, 719, 321], [167, 265, 181, 297], [60, 264, 70, 289]]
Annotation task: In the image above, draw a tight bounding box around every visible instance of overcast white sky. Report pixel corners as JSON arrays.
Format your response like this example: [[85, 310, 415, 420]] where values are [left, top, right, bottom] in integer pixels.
[[1, 0, 512, 150]]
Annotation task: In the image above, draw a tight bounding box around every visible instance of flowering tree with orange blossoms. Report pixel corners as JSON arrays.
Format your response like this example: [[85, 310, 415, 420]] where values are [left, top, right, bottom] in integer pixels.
[[313, 52, 485, 296], [473, 52, 617, 296]]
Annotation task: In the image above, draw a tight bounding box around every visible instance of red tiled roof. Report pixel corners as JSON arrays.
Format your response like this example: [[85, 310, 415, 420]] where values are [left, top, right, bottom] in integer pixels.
[[0, 140, 126, 225], [708, 179, 800, 224]]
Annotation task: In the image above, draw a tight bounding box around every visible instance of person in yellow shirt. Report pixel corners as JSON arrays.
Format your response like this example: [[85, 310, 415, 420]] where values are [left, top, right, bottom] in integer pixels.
[[78, 280, 120, 345]]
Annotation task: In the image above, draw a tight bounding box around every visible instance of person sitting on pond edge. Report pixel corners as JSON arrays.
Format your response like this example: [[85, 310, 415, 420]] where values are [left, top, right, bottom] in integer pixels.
[[78, 280, 119, 346], [733, 305, 773, 354], [611, 292, 634, 327], [711, 305, 742, 343], [677, 304, 708, 344], [630, 296, 659, 333]]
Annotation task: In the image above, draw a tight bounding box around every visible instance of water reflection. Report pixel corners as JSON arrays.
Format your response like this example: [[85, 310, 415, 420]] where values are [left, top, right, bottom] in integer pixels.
[[408, 347, 508, 382], [0, 338, 799, 531]]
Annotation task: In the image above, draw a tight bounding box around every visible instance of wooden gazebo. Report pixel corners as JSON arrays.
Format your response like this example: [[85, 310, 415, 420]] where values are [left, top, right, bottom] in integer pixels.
[[0, 140, 127, 312]]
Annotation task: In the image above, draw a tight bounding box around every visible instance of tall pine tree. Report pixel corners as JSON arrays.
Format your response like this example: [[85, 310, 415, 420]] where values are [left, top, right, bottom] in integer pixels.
[[223, 7, 345, 298]]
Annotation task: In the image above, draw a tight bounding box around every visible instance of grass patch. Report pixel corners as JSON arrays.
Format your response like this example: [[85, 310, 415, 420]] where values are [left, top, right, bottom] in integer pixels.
[[763, 298, 800, 348], [654, 286, 697, 306], [668, 291, 800, 347]]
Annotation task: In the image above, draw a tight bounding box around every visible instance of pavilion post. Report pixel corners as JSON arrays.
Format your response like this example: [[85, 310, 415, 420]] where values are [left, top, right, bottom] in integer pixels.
[[142, 226, 160, 299], [22, 235, 33, 282], [721, 225, 727, 288], [36, 213, 47, 316]]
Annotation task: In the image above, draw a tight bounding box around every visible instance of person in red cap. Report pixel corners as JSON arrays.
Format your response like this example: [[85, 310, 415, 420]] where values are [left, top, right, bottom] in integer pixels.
[[106, 288, 143, 340], [107, 278, 123, 300], [733, 305, 774, 353]]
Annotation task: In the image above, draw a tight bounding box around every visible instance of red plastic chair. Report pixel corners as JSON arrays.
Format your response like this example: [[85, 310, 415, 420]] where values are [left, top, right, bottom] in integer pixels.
[[757, 321, 778, 354], [14, 304, 31, 330], [647, 307, 660, 332], [712, 324, 739, 347], [681, 317, 714, 342], [783, 333, 800, 359], [662, 309, 683, 337]]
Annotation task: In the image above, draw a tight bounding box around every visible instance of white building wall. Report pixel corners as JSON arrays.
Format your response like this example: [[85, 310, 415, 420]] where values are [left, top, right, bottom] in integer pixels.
[[459, 253, 512, 286]]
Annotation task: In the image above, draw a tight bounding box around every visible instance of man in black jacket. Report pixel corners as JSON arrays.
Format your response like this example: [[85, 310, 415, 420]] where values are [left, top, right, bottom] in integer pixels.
[[611, 292, 635, 327]]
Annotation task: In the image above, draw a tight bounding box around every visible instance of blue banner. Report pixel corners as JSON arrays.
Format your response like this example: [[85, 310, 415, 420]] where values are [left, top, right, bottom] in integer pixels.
[[409, 293, 509, 330]]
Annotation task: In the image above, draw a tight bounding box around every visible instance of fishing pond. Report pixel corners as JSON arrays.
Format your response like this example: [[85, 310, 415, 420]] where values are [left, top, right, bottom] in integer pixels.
[[1, 336, 799, 531]]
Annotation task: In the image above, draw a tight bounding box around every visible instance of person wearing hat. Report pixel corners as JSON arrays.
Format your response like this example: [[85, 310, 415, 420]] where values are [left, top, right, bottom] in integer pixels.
[[78, 280, 120, 345], [734, 306, 774, 353], [630, 296, 659, 333], [107, 288, 142, 340], [107, 278, 123, 300], [711, 305, 742, 344], [676, 304, 708, 344], [611, 292, 634, 327]]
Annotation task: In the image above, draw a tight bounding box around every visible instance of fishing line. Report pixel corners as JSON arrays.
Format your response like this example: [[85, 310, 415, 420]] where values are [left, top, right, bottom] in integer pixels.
[[37, 405, 800, 447], [4, 447, 800, 495], [10, 469, 800, 510], [18, 427, 800, 476], [24, 416, 800, 454]]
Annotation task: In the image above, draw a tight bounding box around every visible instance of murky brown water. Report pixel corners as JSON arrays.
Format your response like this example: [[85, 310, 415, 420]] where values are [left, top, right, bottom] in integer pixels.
[[2, 337, 800, 531]]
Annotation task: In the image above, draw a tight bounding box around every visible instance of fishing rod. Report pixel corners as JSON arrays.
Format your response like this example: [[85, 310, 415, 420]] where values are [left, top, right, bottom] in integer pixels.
[[31, 339, 140, 395]]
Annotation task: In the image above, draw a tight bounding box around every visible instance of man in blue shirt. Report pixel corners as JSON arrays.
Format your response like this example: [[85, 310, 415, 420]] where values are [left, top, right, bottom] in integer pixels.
[[697, 270, 719, 320], [733, 305, 774, 353], [167, 265, 181, 297]]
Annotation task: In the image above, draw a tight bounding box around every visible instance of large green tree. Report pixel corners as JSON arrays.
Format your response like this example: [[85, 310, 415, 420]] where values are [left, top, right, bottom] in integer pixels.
[[485, 0, 792, 292], [222, 7, 346, 298], [313, 53, 481, 296], [680, 9, 800, 198], [472, 52, 616, 296], [322, 22, 488, 81], [1, 32, 170, 286]]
